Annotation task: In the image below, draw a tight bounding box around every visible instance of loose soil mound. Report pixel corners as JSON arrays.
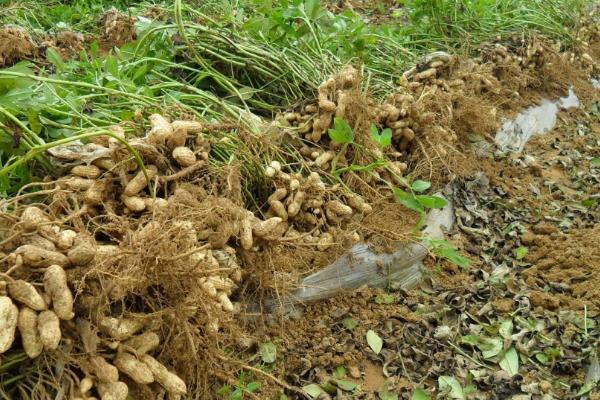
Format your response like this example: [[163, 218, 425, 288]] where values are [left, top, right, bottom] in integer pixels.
[[0, 25, 37, 67]]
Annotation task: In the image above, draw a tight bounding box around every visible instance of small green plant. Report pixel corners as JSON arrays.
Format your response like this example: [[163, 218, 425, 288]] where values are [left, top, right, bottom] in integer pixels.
[[328, 117, 354, 144], [342, 317, 358, 331], [515, 246, 528, 260], [425, 239, 472, 269], [393, 180, 447, 228], [216, 372, 261, 400], [375, 293, 396, 304], [326, 118, 388, 178], [259, 341, 277, 364], [370, 124, 392, 149], [438, 375, 477, 399]]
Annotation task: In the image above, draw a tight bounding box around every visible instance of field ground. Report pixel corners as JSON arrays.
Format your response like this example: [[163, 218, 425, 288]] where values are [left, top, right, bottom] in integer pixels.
[[0, 1, 599, 399]]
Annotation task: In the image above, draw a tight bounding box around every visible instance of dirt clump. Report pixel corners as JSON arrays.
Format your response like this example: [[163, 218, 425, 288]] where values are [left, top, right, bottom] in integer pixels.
[[0, 25, 37, 67], [45, 31, 86, 59], [100, 8, 137, 49], [524, 226, 600, 310]]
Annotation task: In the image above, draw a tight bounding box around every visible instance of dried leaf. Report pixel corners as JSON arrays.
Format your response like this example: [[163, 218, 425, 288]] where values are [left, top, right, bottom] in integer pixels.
[[366, 330, 383, 354]]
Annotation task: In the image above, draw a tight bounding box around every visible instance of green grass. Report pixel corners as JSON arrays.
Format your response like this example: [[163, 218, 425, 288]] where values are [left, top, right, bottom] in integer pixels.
[[0, 0, 149, 33]]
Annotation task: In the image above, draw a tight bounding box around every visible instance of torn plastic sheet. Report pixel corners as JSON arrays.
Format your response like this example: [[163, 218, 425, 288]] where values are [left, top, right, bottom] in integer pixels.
[[265, 194, 454, 311], [495, 88, 580, 153]]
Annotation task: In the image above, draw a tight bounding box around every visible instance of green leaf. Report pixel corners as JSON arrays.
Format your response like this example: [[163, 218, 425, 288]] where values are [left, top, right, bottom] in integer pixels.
[[334, 379, 357, 391], [438, 376, 465, 399], [46, 48, 67, 73], [435, 245, 471, 268], [573, 316, 597, 330], [216, 384, 231, 396], [582, 199, 597, 208], [334, 366, 346, 379], [463, 385, 477, 395], [259, 341, 277, 363], [577, 352, 600, 396], [375, 294, 396, 304], [461, 335, 479, 346], [303, 383, 325, 398], [104, 54, 119, 77], [132, 64, 150, 82], [412, 388, 430, 400], [515, 246, 528, 260], [379, 390, 399, 400], [535, 352, 549, 364], [245, 381, 261, 392], [416, 195, 447, 209], [499, 347, 519, 377], [328, 117, 354, 144], [304, 0, 321, 19], [366, 330, 383, 354], [499, 320, 513, 339], [480, 337, 502, 359], [237, 86, 257, 100], [231, 388, 243, 400], [320, 382, 337, 394], [411, 180, 431, 193], [343, 318, 358, 331], [393, 188, 425, 214], [370, 125, 392, 148], [591, 158, 600, 167], [26, 110, 42, 134]]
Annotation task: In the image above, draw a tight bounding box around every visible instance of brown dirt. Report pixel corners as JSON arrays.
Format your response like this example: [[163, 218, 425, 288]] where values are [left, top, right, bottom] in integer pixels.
[[524, 226, 600, 310], [328, 0, 402, 24], [0, 25, 37, 66], [46, 31, 86, 59], [99, 8, 137, 50]]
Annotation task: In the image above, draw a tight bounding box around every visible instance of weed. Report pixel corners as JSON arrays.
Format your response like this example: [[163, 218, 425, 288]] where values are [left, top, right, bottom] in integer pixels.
[[370, 124, 392, 149], [393, 184, 447, 228], [425, 238, 472, 269], [217, 371, 261, 400]]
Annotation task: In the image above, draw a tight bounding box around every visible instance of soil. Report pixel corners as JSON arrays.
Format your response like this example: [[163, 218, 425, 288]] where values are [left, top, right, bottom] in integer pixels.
[[0, 25, 37, 67], [98, 8, 137, 51]]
